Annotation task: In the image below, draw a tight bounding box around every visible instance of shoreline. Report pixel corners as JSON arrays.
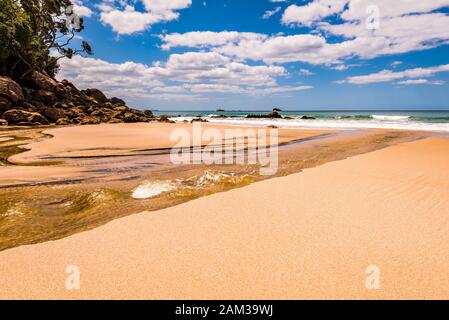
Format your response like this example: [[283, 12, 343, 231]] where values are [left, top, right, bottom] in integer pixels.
[[0, 136, 448, 299]]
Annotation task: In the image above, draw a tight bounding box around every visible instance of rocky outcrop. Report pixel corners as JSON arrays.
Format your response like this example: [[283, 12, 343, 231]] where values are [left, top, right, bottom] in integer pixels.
[[246, 110, 283, 119], [110, 97, 126, 106], [0, 76, 24, 103], [0, 72, 156, 126], [3, 109, 50, 126]]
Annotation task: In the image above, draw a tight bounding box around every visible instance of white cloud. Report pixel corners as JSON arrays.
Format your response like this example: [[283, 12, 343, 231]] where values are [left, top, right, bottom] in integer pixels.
[[282, 0, 348, 26], [72, 0, 93, 18], [299, 68, 315, 76], [276, 0, 449, 64], [262, 7, 282, 20], [142, 0, 191, 13], [338, 64, 449, 84], [99, 0, 192, 35], [160, 31, 268, 50], [56, 51, 311, 101]]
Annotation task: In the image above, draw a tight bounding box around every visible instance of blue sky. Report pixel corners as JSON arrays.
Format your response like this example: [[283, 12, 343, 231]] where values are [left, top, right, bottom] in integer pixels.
[[63, 0, 449, 110]]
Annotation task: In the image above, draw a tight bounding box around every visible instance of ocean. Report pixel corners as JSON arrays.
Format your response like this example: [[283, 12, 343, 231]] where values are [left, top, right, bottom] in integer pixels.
[[153, 110, 449, 132]]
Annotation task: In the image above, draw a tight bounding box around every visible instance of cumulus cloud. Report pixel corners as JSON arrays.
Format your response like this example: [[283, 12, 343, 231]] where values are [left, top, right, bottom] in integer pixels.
[[72, 0, 93, 18], [338, 64, 449, 84], [280, 0, 449, 62], [160, 31, 268, 50], [56, 52, 310, 102], [156, 1, 448, 67], [99, 0, 192, 35]]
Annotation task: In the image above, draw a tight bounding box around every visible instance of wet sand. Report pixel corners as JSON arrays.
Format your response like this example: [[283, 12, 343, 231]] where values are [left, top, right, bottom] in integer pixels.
[[0, 124, 418, 252], [1, 137, 448, 299]]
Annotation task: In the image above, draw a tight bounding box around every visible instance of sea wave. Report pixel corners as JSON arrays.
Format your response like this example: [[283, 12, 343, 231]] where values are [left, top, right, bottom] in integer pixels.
[[170, 114, 449, 132], [372, 115, 411, 121]]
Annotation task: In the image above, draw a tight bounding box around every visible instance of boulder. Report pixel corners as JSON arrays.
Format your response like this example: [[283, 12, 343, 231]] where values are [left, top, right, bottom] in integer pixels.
[[143, 110, 154, 117], [108, 118, 123, 124], [0, 97, 12, 112], [268, 111, 283, 119], [65, 106, 86, 119], [272, 108, 282, 112], [246, 111, 283, 119], [37, 106, 66, 123], [123, 112, 142, 123], [159, 115, 172, 123], [110, 97, 126, 106], [56, 118, 73, 126], [3, 109, 50, 125], [79, 117, 101, 125], [23, 71, 59, 92], [191, 118, 209, 123], [301, 116, 316, 120], [33, 90, 55, 105], [0, 76, 24, 103], [83, 88, 108, 103], [113, 106, 128, 112], [0, 119, 8, 126]]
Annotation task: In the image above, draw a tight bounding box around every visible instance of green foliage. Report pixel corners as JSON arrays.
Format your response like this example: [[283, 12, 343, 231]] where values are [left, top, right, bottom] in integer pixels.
[[0, 0, 93, 79]]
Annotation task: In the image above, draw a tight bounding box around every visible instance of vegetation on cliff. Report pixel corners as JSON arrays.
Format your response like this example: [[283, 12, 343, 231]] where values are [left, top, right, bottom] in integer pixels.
[[0, 0, 154, 126]]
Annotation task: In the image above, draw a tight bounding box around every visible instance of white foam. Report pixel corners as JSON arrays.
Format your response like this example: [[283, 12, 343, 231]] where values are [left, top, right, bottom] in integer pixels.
[[171, 117, 449, 132], [372, 115, 411, 121], [132, 181, 176, 199]]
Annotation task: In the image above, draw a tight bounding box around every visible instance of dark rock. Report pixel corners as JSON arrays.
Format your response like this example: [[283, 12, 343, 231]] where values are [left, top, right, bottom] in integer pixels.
[[37, 106, 66, 123], [110, 97, 126, 106], [272, 108, 282, 112], [246, 111, 283, 119], [267, 125, 278, 129], [56, 118, 73, 126], [210, 115, 229, 119], [216, 109, 225, 112], [123, 112, 142, 123], [0, 97, 12, 112], [79, 117, 101, 125], [108, 118, 123, 124], [0, 119, 8, 126], [143, 110, 154, 117], [20, 101, 37, 112], [3, 109, 50, 125], [33, 90, 55, 105], [23, 71, 59, 92], [83, 88, 108, 104], [158, 115, 176, 123], [0, 76, 24, 103], [61, 79, 77, 90], [191, 118, 209, 123], [53, 102, 70, 110], [301, 116, 316, 120], [268, 111, 282, 118], [113, 106, 128, 113]]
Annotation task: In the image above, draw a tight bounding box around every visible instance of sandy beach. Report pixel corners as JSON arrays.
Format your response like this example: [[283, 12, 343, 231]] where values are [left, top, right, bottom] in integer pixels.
[[1, 136, 448, 300]]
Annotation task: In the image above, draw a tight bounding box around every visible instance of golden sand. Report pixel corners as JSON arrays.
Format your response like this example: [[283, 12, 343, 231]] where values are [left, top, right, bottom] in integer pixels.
[[0, 137, 448, 299]]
